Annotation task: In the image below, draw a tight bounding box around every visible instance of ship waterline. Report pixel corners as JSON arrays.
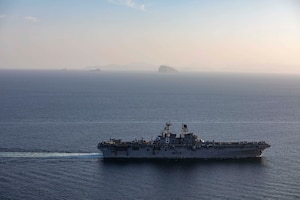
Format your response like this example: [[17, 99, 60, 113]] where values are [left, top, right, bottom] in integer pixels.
[[98, 122, 270, 160]]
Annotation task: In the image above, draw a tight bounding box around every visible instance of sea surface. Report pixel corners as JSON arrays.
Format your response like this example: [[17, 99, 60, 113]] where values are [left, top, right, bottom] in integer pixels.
[[0, 70, 300, 199]]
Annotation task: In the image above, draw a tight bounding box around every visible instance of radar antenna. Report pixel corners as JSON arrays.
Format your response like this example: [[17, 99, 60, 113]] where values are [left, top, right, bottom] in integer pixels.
[[182, 124, 189, 134]]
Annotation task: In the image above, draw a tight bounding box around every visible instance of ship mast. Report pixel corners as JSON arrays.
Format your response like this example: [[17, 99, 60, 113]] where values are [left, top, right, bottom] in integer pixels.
[[181, 123, 189, 138], [162, 122, 172, 144], [163, 122, 171, 137]]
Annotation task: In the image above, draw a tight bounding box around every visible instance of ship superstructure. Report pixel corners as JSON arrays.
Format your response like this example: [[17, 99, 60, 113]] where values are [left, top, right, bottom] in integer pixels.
[[98, 122, 270, 160]]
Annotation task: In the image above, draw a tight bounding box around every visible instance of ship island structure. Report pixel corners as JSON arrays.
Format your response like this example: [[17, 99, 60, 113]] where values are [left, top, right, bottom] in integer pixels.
[[98, 122, 270, 160]]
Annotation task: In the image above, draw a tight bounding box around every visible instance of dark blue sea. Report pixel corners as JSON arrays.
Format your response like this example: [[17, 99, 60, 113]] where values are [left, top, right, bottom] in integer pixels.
[[0, 70, 300, 199]]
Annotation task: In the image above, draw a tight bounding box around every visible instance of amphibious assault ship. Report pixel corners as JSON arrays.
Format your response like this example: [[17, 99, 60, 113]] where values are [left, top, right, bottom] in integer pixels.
[[98, 122, 270, 160]]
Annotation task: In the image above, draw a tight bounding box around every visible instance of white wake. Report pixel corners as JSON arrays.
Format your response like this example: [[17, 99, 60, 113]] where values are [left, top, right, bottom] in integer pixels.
[[0, 152, 103, 158]]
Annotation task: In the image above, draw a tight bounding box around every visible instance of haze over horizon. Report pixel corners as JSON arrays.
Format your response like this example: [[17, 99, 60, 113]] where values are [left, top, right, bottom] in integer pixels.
[[0, 0, 300, 73]]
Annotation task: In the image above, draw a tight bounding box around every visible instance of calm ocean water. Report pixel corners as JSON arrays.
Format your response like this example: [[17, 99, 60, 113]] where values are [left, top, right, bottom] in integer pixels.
[[0, 70, 300, 199]]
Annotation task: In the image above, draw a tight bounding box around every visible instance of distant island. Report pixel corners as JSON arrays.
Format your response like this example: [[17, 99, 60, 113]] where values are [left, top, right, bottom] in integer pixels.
[[85, 66, 102, 72], [158, 65, 178, 73], [90, 68, 101, 72]]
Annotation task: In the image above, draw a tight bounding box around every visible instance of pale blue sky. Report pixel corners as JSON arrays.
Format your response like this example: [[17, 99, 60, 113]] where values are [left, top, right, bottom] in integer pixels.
[[0, 0, 299, 72]]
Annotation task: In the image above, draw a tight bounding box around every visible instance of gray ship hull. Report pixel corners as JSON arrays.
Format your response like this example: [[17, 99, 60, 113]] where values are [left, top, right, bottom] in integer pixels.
[[98, 143, 268, 160]]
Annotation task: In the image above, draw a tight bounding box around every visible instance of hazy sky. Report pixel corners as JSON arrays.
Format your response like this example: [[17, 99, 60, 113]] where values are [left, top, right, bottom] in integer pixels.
[[0, 0, 299, 72]]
